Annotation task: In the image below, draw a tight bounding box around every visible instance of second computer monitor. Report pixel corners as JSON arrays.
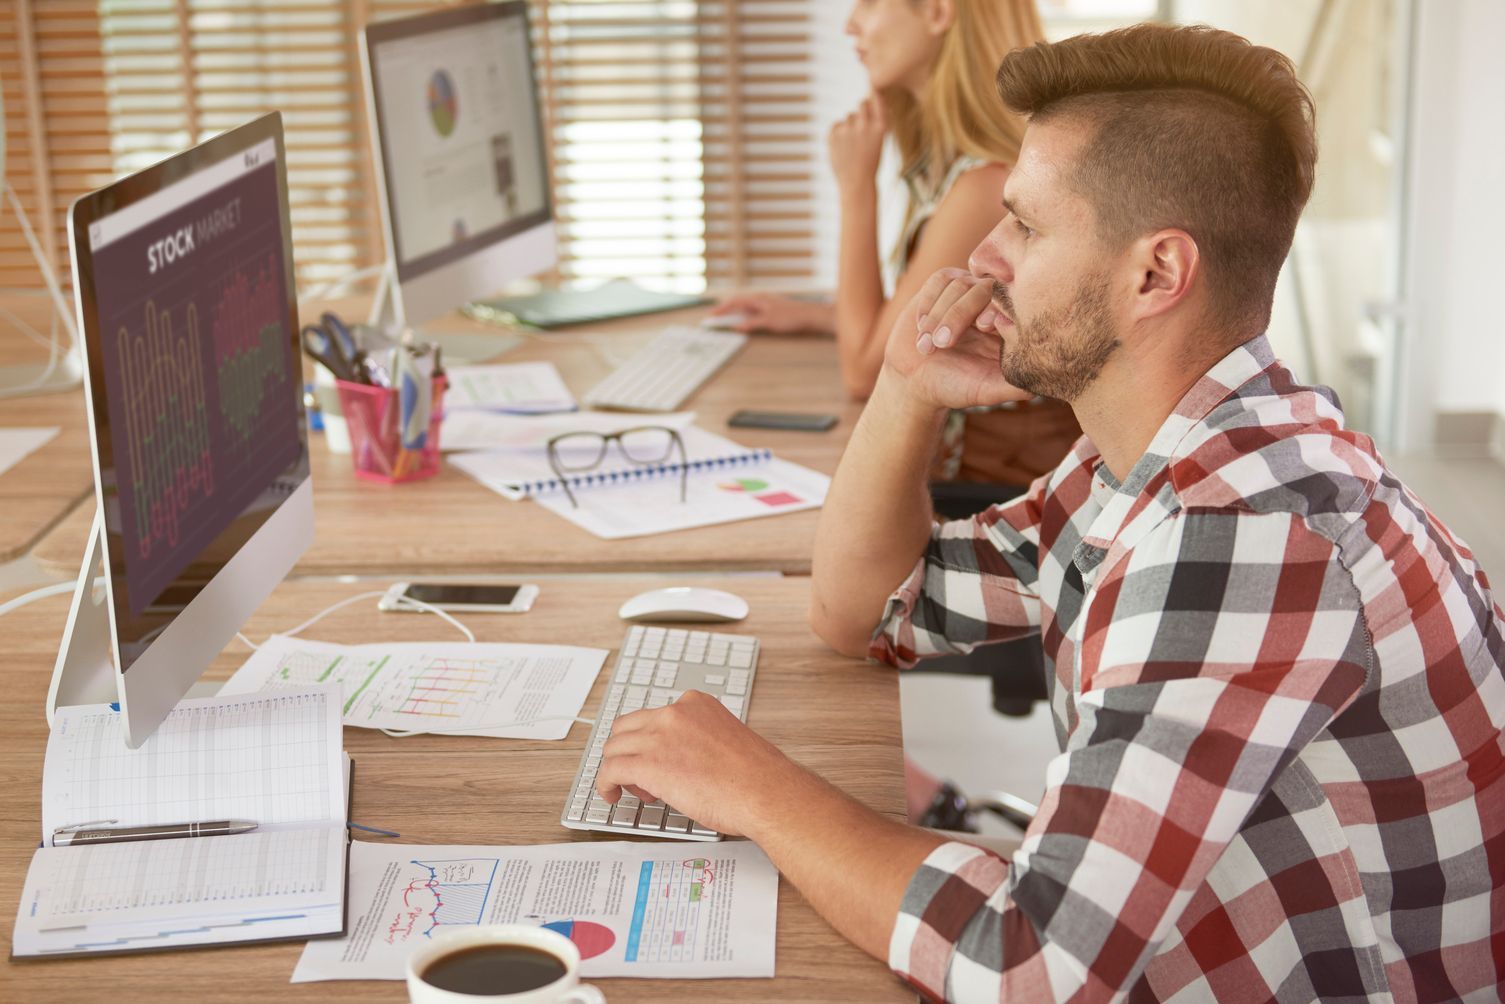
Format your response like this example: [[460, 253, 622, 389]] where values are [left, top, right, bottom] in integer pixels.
[[362, 0, 556, 327]]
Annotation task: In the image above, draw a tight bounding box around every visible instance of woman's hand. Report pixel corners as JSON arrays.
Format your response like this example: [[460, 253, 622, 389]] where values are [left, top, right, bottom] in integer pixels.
[[708, 293, 834, 335], [828, 92, 888, 194]]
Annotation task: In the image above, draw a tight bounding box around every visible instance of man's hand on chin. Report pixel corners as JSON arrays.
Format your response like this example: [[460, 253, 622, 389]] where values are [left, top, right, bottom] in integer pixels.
[[881, 266, 1031, 412], [593, 690, 804, 839]]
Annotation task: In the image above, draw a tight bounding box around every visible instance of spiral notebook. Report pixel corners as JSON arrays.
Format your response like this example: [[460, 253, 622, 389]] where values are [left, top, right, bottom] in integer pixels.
[[449, 425, 774, 501], [449, 425, 829, 539]]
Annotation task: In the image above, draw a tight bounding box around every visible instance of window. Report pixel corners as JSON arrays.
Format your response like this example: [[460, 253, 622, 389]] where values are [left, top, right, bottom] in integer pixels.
[[42, 0, 818, 295]]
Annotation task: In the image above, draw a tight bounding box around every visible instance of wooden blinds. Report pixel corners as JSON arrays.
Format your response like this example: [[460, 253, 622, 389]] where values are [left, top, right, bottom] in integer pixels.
[[530, 0, 816, 292], [3, 0, 816, 296], [0, 1, 113, 291]]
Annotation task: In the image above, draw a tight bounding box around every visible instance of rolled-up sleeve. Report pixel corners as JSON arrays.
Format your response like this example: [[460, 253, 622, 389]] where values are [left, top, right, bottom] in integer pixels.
[[870, 487, 1047, 669]]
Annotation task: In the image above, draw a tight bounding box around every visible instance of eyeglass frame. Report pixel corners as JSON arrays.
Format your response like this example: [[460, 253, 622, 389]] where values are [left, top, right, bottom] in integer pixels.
[[545, 425, 688, 509]]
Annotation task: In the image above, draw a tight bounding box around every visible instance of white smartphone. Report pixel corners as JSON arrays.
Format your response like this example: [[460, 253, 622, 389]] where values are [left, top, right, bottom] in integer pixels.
[[379, 582, 539, 613]]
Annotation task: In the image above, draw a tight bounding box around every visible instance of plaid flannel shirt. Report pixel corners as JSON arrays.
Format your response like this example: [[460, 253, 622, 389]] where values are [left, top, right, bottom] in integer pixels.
[[872, 335, 1505, 1002]]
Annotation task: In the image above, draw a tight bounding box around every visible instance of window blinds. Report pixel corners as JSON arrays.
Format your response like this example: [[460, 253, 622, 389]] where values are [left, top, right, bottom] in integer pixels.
[[0, 0, 113, 291], [532, 0, 815, 292], [65, 0, 815, 295]]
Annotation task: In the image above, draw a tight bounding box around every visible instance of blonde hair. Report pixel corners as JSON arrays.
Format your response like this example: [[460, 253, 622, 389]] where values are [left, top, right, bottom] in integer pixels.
[[884, 0, 1045, 182]]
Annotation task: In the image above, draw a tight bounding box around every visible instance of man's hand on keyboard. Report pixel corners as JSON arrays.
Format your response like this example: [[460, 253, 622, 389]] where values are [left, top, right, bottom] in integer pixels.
[[594, 690, 800, 838]]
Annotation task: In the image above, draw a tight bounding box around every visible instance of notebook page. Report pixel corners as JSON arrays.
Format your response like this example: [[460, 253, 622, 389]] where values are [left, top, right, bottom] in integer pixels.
[[13, 824, 346, 956], [41, 686, 344, 840]]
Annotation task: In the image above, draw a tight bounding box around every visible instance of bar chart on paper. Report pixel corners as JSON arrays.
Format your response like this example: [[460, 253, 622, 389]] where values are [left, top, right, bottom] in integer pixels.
[[220, 636, 607, 739]]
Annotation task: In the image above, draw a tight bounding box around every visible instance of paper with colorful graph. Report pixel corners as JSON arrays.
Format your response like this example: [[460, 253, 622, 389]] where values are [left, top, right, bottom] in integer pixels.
[[290, 839, 777, 981]]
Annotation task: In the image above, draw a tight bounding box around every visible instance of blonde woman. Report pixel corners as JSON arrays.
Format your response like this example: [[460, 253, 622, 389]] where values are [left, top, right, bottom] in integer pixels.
[[712, 0, 1078, 490]]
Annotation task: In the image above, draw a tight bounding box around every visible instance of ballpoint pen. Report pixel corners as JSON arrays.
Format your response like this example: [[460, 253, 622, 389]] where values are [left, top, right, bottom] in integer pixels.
[[52, 819, 258, 847]]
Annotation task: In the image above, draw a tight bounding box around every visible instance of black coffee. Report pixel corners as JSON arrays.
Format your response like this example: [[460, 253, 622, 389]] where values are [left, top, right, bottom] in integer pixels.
[[421, 943, 567, 996]]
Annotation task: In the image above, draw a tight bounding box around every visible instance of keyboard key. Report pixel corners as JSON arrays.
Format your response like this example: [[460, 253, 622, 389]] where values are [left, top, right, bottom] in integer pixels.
[[586, 805, 612, 824], [664, 813, 691, 833], [690, 822, 717, 837], [610, 804, 639, 827], [703, 673, 725, 685], [568, 800, 587, 822], [638, 805, 666, 830], [729, 650, 753, 668]]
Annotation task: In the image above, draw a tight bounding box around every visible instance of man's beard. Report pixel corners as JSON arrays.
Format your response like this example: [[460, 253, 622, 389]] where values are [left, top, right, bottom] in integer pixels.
[[995, 275, 1118, 401]]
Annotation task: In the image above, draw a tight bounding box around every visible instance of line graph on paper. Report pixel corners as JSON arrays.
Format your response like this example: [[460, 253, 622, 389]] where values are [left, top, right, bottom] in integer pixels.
[[384, 858, 499, 945], [243, 642, 575, 733]]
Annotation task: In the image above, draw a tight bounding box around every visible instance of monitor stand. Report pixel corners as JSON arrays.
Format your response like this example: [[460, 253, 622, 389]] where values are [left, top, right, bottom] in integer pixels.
[[367, 261, 521, 364], [46, 506, 121, 724]]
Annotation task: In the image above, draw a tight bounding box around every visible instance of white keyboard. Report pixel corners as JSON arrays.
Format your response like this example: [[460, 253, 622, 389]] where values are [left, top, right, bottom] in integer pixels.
[[560, 625, 759, 841], [583, 326, 747, 411]]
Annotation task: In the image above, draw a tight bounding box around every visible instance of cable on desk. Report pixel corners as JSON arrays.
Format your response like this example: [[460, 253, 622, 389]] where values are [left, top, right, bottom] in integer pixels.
[[0, 578, 98, 618]]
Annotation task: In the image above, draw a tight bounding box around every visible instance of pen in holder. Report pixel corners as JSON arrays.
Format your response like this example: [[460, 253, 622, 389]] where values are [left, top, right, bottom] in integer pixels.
[[334, 376, 447, 483]]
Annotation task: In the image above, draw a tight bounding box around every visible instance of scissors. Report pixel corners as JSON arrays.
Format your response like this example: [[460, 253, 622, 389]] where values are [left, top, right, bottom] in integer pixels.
[[301, 320, 360, 382]]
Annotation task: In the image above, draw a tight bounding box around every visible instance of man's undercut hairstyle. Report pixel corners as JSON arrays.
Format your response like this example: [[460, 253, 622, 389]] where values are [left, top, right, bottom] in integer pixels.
[[996, 23, 1317, 337]]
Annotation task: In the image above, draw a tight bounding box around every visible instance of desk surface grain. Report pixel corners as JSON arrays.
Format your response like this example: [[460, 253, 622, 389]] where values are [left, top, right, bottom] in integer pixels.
[[0, 577, 912, 1002], [30, 302, 861, 578]]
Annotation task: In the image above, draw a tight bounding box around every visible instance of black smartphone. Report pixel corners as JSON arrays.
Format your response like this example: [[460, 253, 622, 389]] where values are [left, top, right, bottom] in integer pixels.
[[728, 409, 838, 432]]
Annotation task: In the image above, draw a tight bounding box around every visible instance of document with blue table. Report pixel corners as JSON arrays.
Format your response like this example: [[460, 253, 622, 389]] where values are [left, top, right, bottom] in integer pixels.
[[12, 686, 350, 957], [292, 839, 777, 982]]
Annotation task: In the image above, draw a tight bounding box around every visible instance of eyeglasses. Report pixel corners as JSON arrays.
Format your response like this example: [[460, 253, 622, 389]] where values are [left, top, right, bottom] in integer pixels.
[[545, 426, 687, 509]]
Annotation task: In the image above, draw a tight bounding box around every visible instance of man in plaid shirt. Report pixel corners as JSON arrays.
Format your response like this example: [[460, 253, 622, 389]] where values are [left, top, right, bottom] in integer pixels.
[[595, 22, 1504, 1002]]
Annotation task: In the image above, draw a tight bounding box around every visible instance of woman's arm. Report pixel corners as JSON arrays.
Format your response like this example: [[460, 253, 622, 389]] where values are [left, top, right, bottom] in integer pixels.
[[837, 163, 1011, 400]]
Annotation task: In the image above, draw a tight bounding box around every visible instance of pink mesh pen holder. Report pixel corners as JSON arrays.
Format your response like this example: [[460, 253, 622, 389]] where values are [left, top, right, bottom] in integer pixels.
[[334, 376, 447, 484]]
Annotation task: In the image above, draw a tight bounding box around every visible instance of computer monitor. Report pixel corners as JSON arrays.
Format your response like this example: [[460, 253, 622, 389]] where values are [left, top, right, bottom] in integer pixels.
[[49, 112, 313, 747], [361, 0, 556, 328]]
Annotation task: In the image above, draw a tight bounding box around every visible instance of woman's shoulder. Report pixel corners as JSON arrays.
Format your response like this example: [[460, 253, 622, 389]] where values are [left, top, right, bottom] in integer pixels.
[[935, 160, 1010, 207]]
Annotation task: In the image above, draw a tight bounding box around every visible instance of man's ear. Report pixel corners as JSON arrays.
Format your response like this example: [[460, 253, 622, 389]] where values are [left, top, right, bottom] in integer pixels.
[[1132, 229, 1199, 320], [922, 0, 957, 36]]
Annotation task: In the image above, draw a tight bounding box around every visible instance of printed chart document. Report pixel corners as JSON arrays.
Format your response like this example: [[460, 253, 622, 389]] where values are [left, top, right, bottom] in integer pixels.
[[220, 636, 607, 739], [0, 426, 59, 479], [293, 840, 777, 982], [446, 361, 576, 414], [13, 686, 349, 957], [533, 454, 829, 540]]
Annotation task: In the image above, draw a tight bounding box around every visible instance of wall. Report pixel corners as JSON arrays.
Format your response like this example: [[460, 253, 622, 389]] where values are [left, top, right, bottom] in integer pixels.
[[1400, 0, 1505, 450]]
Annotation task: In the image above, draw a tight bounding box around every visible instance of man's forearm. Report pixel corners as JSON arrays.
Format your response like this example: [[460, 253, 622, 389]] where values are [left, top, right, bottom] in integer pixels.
[[811, 368, 945, 656], [745, 761, 946, 963]]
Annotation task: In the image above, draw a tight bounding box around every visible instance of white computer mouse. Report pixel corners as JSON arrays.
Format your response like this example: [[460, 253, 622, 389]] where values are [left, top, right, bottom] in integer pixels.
[[618, 587, 749, 623]]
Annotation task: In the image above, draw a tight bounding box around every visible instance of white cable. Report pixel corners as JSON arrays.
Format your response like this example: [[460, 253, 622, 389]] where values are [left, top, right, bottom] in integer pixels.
[[380, 714, 596, 739], [0, 579, 83, 618], [235, 632, 260, 651], [261, 589, 475, 646]]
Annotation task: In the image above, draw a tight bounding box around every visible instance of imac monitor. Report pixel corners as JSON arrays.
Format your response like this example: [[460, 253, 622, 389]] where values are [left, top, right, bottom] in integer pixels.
[[52, 112, 313, 747], [362, 0, 556, 327]]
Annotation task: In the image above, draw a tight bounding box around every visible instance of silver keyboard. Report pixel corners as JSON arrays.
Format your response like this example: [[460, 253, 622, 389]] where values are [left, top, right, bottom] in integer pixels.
[[560, 625, 759, 841], [583, 326, 747, 412]]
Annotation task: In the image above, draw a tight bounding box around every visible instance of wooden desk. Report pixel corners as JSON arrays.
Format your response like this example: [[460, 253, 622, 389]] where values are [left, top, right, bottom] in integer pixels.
[[32, 302, 861, 578], [0, 384, 93, 565], [0, 577, 911, 1002]]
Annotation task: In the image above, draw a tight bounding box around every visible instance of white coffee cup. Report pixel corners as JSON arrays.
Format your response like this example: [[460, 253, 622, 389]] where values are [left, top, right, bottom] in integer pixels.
[[406, 925, 605, 1004]]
